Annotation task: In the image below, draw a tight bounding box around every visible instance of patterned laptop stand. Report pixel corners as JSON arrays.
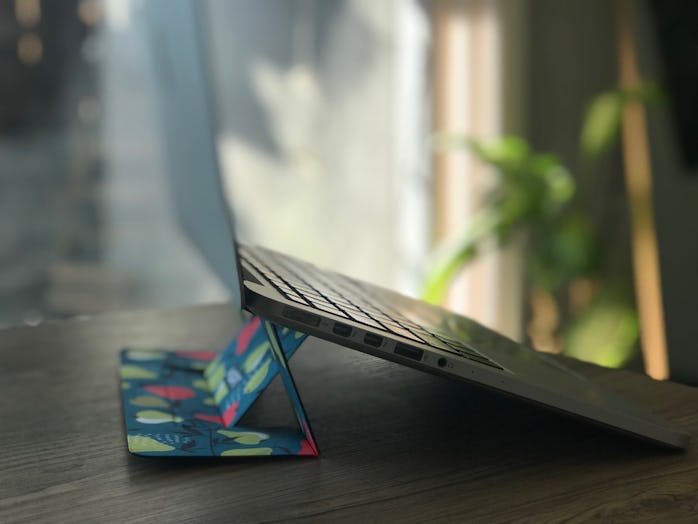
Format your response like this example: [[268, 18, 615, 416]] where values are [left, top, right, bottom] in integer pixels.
[[119, 316, 319, 457]]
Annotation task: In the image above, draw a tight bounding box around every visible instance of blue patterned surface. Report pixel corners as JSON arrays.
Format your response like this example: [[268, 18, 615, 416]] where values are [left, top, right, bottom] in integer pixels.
[[120, 316, 317, 457]]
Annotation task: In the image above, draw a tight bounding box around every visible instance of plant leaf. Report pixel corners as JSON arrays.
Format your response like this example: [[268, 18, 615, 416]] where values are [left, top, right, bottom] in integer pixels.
[[580, 91, 623, 161], [422, 211, 500, 303], [580, 82, 665, 162], [563, 288, 638, 367]]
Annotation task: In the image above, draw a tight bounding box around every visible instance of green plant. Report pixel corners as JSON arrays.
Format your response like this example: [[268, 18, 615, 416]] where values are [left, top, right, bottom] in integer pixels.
[[424, 83, 663, 366]]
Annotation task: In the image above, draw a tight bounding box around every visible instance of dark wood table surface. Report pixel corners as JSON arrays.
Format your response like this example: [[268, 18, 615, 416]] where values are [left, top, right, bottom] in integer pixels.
[[1, 304, 697, 523]]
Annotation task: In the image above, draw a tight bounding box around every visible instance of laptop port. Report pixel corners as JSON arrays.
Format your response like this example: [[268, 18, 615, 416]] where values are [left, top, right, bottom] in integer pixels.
[[282, 306, 321, 326], [394, 343, 423, 361], [363, 333, 383, 347], [333, 323, 352, 337]]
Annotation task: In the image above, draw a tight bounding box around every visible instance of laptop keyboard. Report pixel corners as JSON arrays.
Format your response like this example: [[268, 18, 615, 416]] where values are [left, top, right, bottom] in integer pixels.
[[239, 245, 503, 371]]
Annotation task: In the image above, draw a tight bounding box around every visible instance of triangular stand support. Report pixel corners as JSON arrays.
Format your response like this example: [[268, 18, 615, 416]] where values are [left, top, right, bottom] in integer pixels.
[[119, 315, 318, 457]]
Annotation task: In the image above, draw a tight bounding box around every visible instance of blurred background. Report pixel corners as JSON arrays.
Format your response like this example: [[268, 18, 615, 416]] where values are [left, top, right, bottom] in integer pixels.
[[0, 0, 696, 384]]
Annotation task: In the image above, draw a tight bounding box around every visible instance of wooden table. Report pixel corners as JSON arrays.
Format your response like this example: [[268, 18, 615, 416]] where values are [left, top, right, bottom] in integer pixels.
[[1, 304, 697, 523]]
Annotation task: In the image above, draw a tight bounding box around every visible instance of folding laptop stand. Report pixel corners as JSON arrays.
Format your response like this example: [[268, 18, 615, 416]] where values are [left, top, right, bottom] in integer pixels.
[[120, 316, 319, 457]]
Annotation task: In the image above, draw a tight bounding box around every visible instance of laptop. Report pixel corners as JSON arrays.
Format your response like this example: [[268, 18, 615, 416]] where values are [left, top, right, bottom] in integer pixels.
[[144, 0, 689, 450]]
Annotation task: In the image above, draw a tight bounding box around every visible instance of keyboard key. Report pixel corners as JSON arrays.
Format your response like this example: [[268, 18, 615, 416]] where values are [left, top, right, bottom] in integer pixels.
[[464, 355, 504, 370], [302, 290, 328, 302], [409, 326, 433, 339], [447, 343, 482, 359], [284, 292, 308, 305], [434, 335, 481, 355], [371, 315, 402, 328], [434, 333, 471, 346], [275, 282, 294, 293], [386, 325, 425, 343], [345, 311, 384, 329], [312, 302, 347, 317], [291, 282, 314, 292], [337, 303, 365, 314], [307, 295, 333, 308], [420, 335, 455, 352]]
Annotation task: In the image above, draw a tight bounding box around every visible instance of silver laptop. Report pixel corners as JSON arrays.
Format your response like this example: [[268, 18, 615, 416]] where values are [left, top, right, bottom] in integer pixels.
[[144, 0, 689, 450]]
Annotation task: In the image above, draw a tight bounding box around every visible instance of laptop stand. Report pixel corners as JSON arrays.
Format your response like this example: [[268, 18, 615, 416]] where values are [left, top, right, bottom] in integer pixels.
[[119, 315, 319, 457]]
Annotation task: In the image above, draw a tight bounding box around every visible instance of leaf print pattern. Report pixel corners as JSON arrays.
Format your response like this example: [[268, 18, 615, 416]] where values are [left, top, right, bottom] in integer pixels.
[[120, 317, 315, 457]]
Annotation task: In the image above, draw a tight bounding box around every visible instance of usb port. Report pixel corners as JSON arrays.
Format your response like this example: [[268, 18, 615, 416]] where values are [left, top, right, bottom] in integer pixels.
[[394, 343, 423, 361], [363, 333, 383, 347], [333, 323, 352, 337], [282, 306, 321, 326]]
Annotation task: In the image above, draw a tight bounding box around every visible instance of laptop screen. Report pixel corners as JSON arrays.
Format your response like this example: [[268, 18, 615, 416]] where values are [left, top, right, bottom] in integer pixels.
[[143, 0, 242, 310]]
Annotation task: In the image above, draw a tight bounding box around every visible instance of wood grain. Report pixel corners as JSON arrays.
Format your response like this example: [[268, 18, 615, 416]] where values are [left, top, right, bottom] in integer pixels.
[[0, 304, 696, 523]]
